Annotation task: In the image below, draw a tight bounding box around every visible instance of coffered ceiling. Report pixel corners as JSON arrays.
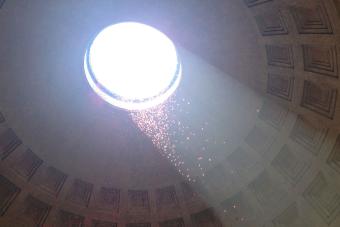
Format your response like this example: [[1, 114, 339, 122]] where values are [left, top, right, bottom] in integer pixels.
[[0, 0, 340, 227]]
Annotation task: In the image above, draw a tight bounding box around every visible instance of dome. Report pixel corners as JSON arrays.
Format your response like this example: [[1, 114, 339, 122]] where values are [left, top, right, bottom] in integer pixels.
[[0, 0, 340, 226]]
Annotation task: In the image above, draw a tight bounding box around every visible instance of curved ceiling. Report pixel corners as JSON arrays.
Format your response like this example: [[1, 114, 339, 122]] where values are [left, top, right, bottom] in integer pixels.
[[0, 0, 340, 227]]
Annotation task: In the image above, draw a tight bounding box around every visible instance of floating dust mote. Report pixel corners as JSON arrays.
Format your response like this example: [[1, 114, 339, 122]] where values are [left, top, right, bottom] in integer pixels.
[[130, 97, 200, 182]]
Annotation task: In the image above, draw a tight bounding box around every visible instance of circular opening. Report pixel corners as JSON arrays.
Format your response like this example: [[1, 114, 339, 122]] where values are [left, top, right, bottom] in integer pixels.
[[84, 22, 182, 110]]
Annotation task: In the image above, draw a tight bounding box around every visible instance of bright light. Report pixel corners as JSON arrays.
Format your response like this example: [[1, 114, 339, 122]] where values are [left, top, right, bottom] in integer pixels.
[[84, 22, 181, 110]]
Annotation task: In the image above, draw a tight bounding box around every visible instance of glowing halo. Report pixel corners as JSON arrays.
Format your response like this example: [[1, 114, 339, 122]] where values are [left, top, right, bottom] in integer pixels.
[[84, 22, 182, 110]]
